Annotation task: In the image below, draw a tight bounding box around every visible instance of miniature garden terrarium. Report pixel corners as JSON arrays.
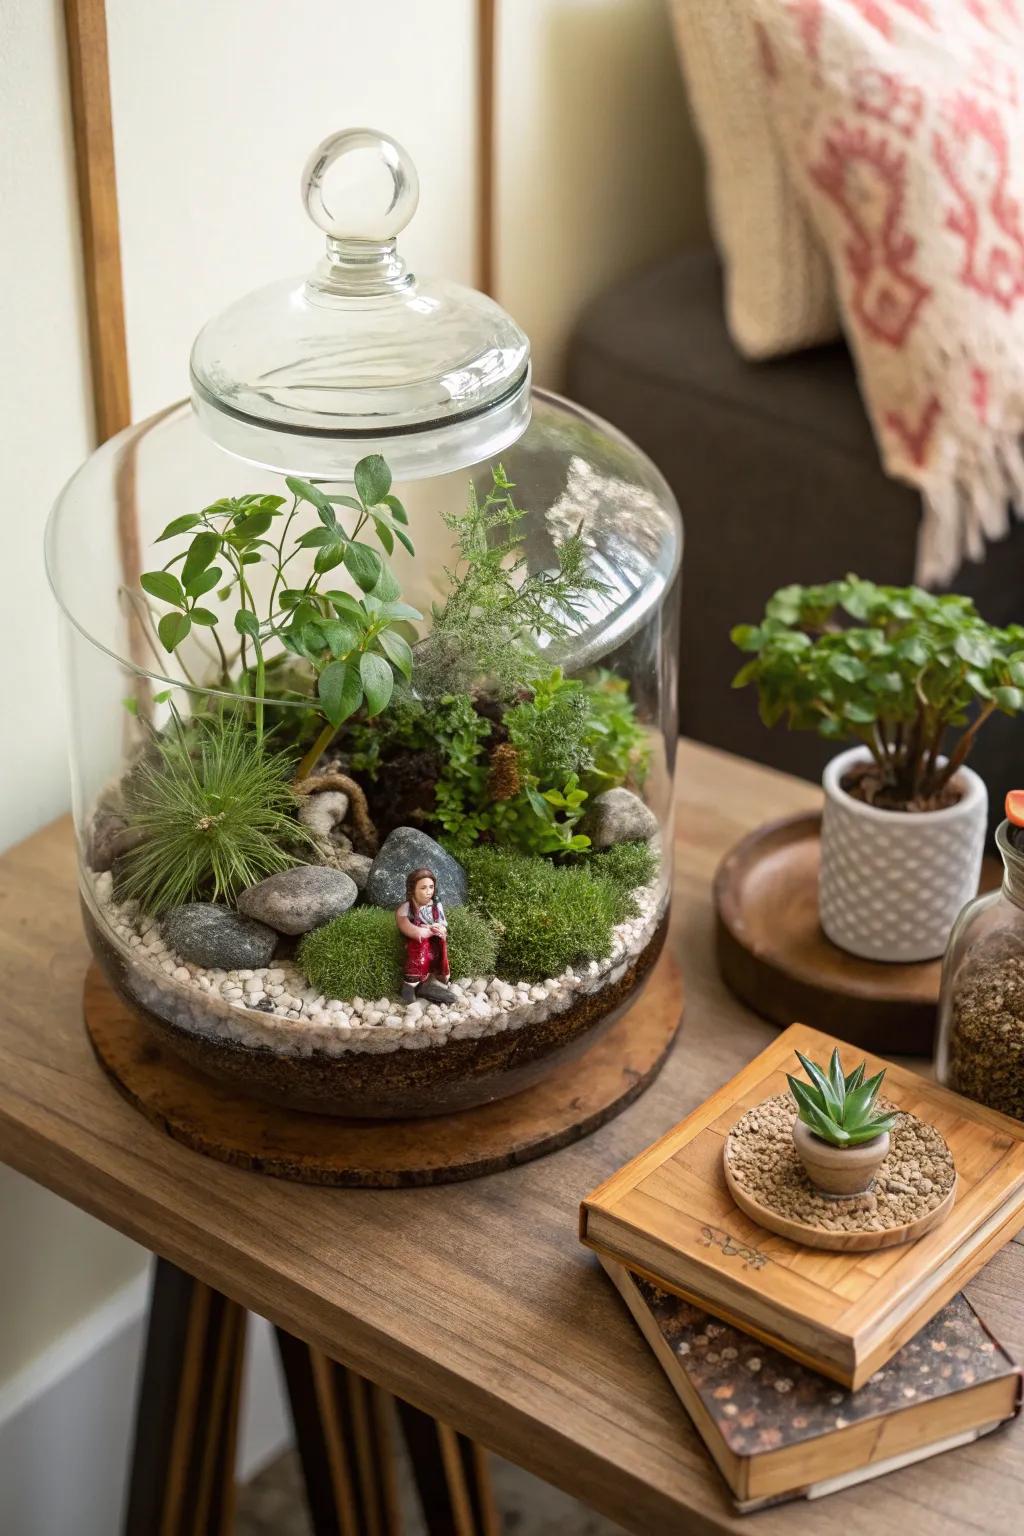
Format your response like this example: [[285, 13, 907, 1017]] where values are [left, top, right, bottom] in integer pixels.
[[46, 129, 681, 1118]]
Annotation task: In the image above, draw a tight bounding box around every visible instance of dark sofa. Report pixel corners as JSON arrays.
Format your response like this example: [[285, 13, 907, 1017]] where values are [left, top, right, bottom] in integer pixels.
[[567, 246, 1023, 830]]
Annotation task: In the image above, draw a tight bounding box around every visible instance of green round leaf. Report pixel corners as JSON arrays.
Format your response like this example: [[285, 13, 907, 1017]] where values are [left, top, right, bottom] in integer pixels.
[[185, 565, 222, 599], [155, 513, 201, 543], [320, 619, 360, 658], [157, 611, 192, 652], [234, 609, 260, 639], [344, 541, 383, 593], [141, 571, 185, 607], [354, 453, 392, 507], [190, 608, 218, 626], [359, 650, 394, 716], [378, 628, 413, 680], [318, 659, 363, 727], [181, 531, 220, 588]]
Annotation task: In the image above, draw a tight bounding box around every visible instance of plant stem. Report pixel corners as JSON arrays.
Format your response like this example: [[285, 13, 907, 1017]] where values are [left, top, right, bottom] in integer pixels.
[[295, 720, 337, 783], [935, 700, 996, 792]]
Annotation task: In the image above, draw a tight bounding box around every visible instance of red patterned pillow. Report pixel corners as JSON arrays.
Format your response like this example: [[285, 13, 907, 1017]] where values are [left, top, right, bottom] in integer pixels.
[[751, 0, 1024, 581]]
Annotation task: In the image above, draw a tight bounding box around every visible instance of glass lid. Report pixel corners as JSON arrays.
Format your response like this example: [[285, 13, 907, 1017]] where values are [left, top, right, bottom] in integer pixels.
[[190, 128, 531, 480]]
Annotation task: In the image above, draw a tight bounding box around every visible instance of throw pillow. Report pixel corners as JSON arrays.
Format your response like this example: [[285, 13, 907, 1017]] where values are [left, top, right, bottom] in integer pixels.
[[667, 0, 840, 358], [750, 0, 1024, 582]]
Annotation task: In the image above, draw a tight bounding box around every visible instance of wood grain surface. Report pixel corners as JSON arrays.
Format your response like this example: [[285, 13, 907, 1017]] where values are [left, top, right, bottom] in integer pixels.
[[82, 953, 683, 1186], [714, 812, 999, 1054], [1, 743, 1022, 1535]]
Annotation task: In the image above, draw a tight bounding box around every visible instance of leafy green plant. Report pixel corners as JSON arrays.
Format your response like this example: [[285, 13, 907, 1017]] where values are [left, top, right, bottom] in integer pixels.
[[787, 1049, 897, 1148], [117, 713, 310, 914], [298, 903, 498, 999], [414, 465, 609, 698], [138, 453, 421, 770], [461, 847, 620, 981], [732, 577, 1024, 810]]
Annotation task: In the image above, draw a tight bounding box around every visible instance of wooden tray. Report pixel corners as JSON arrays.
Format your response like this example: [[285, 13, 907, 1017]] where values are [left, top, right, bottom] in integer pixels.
[[723, 1141, 957, 1253], [714, 813, 998, 1055], [580, 1023, 1024, 1388], [83, 950, 684, 1188]]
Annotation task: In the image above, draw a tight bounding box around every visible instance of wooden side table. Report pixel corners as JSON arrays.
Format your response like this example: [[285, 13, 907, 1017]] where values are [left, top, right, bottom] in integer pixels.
[[2, 742, 1022, 1536]]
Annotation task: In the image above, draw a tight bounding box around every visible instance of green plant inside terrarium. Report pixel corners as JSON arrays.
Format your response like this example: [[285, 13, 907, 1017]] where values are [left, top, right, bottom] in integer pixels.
[[100, 453, 662, 1006]]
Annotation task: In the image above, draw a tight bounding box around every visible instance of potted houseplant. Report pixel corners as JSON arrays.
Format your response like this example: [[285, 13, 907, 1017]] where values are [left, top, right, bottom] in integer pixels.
[[787, 1049, 896, 1197], [731, 577, 1024, 961]]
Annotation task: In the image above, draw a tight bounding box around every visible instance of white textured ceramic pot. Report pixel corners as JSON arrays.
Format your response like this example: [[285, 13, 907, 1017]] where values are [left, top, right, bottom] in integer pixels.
[[819, 746, 987, 963]]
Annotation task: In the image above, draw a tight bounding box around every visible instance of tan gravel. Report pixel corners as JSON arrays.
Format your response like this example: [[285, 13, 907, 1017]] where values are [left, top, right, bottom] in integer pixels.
[[725, 1094, 955, 1233]]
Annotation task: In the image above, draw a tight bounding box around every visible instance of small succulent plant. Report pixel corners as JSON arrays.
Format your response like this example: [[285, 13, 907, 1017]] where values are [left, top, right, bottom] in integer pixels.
[[787, 1049, 897, 1148]]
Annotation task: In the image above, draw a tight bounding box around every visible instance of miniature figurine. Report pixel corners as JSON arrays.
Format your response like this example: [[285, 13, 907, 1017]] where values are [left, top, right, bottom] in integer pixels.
[[396, 867, 456, 1004]]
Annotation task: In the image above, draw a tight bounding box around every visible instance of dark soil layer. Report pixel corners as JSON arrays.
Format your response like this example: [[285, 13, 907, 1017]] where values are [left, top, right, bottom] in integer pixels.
[[84, 902, 668, 1119], [840, 760, 963, 814]]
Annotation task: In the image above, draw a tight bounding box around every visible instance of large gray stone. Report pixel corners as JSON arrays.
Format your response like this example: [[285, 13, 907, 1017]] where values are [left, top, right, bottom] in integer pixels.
[[161, 903, 277, 969], [365, 827, 467, 910], [237, 865, 358, 935], [581, 788, 659, 849]]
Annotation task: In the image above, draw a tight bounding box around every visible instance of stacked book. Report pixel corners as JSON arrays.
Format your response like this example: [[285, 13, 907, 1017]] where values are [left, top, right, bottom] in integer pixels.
[[580, 1024, 1024, 1512]]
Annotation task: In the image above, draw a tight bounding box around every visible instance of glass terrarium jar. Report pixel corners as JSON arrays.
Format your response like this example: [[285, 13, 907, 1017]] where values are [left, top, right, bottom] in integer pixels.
[[936, 820, 1024, 1121], [46, 130, 682, 1118]]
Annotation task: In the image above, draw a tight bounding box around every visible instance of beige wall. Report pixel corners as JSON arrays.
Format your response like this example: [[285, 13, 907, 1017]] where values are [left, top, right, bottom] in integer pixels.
[[497, 0, 706, 385], [0, 0, 704, 1394]]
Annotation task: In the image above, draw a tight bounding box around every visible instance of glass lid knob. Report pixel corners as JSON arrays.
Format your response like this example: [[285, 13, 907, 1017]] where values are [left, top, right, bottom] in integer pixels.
[[302, 127, 420, 243]]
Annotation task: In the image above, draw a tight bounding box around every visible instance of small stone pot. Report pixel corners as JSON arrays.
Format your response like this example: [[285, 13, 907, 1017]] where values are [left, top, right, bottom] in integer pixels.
[[792, 1118, 889, 1197], [819, 746, 987, 963]]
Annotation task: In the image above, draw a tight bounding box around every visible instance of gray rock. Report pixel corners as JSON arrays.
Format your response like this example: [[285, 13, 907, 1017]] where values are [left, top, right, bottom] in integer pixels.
[[161, 904, 277, 969], [581, 788, 659, 848], [335, 852, 372, 891], [365, 827, 466, 910], [237, 865, 358, 935]]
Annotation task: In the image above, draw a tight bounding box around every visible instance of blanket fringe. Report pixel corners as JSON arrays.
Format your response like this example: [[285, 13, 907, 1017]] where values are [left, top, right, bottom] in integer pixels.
[[915, 433, 1024, 587]]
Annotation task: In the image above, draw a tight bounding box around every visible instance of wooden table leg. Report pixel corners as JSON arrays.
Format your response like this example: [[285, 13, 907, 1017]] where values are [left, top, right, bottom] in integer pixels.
[[123, 1258, 247, 1536], [395, 1399, 500, 1536], [275, 1331, 401, 1536], [275, 1328, 499, 1536]]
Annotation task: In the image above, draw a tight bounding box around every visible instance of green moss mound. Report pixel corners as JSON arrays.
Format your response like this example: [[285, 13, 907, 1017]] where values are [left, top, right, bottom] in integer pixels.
[[590, 840, 659, 920], [298, 903, 499, 1001], [298, 907, 401, 1001], [462, 847, 621, 983], [447, 906, 499, 981]]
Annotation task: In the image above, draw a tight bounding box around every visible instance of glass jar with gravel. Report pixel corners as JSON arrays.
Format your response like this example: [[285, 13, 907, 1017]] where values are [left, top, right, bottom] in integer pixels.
[[936, 808, 1024, 1121]]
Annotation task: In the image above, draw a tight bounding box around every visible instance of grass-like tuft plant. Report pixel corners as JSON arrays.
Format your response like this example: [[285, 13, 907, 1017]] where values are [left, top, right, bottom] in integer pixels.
[[298, 904, 498, 1000], [787, 1049, 897, 1148], [118, 714, 309, 914], [462, 846, 619, 982]]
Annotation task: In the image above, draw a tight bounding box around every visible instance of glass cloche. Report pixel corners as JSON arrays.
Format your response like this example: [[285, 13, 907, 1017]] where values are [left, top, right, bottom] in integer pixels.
[[46, 130, 682, 1118]]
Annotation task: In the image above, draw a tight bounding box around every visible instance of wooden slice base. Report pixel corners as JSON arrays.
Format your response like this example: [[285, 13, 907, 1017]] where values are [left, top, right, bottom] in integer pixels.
[[83, 951, 684, 1187], [715, 812, 998, 1055]]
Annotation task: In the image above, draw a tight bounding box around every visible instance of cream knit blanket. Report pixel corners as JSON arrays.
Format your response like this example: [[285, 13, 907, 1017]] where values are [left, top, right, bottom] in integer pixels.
[[750, 0, 1024, 583]]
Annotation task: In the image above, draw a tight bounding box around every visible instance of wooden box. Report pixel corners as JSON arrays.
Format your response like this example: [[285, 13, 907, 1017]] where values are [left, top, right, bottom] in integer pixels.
[[580, 1023, 1024, 1387]]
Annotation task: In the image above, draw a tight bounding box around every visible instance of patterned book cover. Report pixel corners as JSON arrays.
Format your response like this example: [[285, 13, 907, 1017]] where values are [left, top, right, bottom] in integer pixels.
[[611, 1264, 1021, 1508]]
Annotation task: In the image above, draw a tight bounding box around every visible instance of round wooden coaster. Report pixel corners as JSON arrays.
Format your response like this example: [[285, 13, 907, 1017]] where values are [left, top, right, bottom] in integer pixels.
[[723, 1100, 957, 1253], [83, 951, 683, 1187], [714, 812, 999, 1055]]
